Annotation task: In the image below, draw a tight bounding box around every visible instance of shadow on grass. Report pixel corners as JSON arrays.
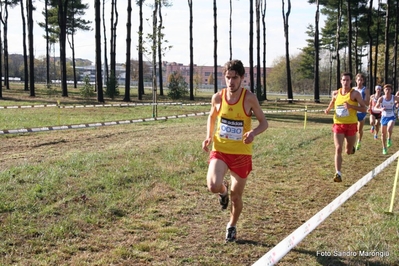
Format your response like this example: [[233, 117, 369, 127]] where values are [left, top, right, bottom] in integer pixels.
[[235, 239, 273, 248], [292, 247, 395, 266]]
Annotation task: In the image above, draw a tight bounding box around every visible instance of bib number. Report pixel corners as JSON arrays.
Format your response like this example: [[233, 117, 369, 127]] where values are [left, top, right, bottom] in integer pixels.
[[335, 105, 349, 117], [219, 118, 244, 141]]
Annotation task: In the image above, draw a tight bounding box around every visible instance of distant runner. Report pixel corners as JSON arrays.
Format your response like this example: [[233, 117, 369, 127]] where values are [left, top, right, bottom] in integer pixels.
[[324, 72, 367, 182]]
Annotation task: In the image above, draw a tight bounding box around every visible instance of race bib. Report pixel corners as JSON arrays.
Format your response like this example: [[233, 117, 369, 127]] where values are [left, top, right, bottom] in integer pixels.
[[219, 118, 244, 140], [335, 105, 349, 117]]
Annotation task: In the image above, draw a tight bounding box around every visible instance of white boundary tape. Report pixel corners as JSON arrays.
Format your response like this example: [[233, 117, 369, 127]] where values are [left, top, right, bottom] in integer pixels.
[[252, 150, 399, 266], [0, 98, 326, 110], [263, 109, 324, 114], [0, 102, 210, 109], [0, 108, 325, 135], [0, 112, 209, 135]]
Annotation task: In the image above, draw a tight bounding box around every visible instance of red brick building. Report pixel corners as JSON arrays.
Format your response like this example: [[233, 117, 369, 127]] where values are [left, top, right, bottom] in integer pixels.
[[163, 61, 272, 88]]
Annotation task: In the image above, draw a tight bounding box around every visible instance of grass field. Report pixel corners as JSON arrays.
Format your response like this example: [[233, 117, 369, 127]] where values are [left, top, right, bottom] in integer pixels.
[[1, 86, 399, 265]]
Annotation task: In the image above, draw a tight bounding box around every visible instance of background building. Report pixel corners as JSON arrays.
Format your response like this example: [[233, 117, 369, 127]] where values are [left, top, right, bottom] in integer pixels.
[[163, 61, 272, 89]]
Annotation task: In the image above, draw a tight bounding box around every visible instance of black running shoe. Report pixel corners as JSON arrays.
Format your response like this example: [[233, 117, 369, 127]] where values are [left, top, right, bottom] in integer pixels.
[[225, 226, 237, 242], [334, 173, 342, 182], [219, 180, 229, 210]]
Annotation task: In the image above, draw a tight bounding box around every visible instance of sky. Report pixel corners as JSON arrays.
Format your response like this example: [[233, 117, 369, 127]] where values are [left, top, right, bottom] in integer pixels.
[[7, 0, 324, 68]]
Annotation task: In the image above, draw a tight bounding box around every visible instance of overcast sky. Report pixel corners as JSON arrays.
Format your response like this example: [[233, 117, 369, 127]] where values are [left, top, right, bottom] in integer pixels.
[[8, 0, 325, 67]]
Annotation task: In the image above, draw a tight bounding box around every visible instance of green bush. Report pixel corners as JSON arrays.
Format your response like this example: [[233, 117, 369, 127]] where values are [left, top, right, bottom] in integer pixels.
[[80, 75, 95, 98], [167, 71, 188, 100]]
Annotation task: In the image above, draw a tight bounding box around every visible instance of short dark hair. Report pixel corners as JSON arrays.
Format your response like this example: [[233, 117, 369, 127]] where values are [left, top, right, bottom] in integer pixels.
[[223, 60, 245, 77], [341, 72, 353, 80]]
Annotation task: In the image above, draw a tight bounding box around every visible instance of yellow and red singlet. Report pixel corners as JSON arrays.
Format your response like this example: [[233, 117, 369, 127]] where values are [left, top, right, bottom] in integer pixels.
[[212, 88, 252, 155], [333, 88, 358, 124]]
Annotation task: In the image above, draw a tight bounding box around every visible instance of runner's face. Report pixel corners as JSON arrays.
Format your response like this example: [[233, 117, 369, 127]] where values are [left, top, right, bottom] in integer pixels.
[[225, 70, 243, 93], [341, 75, 352, 89], [356, 77, 364, 87]]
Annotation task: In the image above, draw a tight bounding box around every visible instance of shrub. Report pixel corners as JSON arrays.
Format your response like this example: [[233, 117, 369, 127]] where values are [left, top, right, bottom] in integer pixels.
[[80, 75, 95, 98], [168, 71, 188, 100]]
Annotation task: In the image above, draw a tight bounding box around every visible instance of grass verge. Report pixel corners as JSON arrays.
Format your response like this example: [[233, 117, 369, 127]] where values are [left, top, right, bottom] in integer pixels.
[[1, 87, 398, 265]]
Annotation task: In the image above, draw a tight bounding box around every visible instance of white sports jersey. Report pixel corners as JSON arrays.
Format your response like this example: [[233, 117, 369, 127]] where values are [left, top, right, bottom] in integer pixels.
[[381, 96, 395, 118]]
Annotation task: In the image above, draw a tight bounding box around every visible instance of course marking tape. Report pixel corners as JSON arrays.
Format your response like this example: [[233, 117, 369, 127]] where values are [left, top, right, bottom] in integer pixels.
[[0, 102, 210, 109], [0, 108, 324, 135], [0, 112, 208, 135], [263, 109, 324, 114], [1, 98, 330, 110], [252, 150, 399, 266]]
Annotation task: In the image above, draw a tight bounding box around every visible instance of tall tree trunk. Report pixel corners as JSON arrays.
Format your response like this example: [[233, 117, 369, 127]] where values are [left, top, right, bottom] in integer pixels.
[[138, 1, 144, 99], [213, 0, 218, 93], [151, 0, 158, 117], [124, 0, 132, 102], [367, 0, 374, 92], [393, 0, 399, 92], [72, 32, 77, 88], [95, 0, 104, 102], [314, 0, 320, 103], [20, 0, 29, 91], [0, 22, 2, 97], [2, 2, 9, 90], [188, 0, 194, 100], [282, 0, 293, 103], [249, 0, 254, 93], [346, 0, 352, 74], [373, 0, 381, 87], [102, 0, 109, 86], [45, 0, 50, 85], [384, 0, 390, 83], [229, 0, 232, 60], [158, 3, 164, 96], [329, 49, 333, 95], [67, 30, 78, 88], [354, 16, 359, 73], [69, 2, 77, 89], [255, 0, 261, 100], [58, 0, 69, 97], [110, 0, 118, 79], [28, 0, 35, 96], [261, 0, 267, 100], [1, 2, 10, 90], [335, 0, 342, 90]]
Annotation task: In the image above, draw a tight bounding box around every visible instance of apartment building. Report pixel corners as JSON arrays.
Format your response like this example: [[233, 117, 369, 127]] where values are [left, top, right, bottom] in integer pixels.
[[163, 61, 272, 88]]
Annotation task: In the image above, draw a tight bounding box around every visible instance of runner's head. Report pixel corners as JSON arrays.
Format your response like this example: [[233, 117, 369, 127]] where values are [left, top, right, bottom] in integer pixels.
[[223, 60, 245, 77]]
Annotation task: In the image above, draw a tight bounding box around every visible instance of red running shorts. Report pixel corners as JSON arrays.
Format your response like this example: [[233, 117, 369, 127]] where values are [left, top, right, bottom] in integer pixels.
[[332, 123, 357, 137], [209, 151, 252, 179]]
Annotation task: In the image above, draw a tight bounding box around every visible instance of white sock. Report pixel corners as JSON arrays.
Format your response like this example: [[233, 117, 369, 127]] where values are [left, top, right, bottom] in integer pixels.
[[336, 171, 342, 176], [226, 223, 236, 229]]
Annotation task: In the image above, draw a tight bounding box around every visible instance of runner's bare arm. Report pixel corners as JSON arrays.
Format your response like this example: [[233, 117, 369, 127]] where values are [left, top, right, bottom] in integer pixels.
[[202, 93, 221, 152], [348, 90, 367, 113], [374, 96, 383, 111], [324, 90, 338, 114], [243, 93, 268, 144]]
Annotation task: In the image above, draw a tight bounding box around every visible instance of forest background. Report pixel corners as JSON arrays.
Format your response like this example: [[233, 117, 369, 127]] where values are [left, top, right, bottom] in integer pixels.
[[0, 0, 398, 103]]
